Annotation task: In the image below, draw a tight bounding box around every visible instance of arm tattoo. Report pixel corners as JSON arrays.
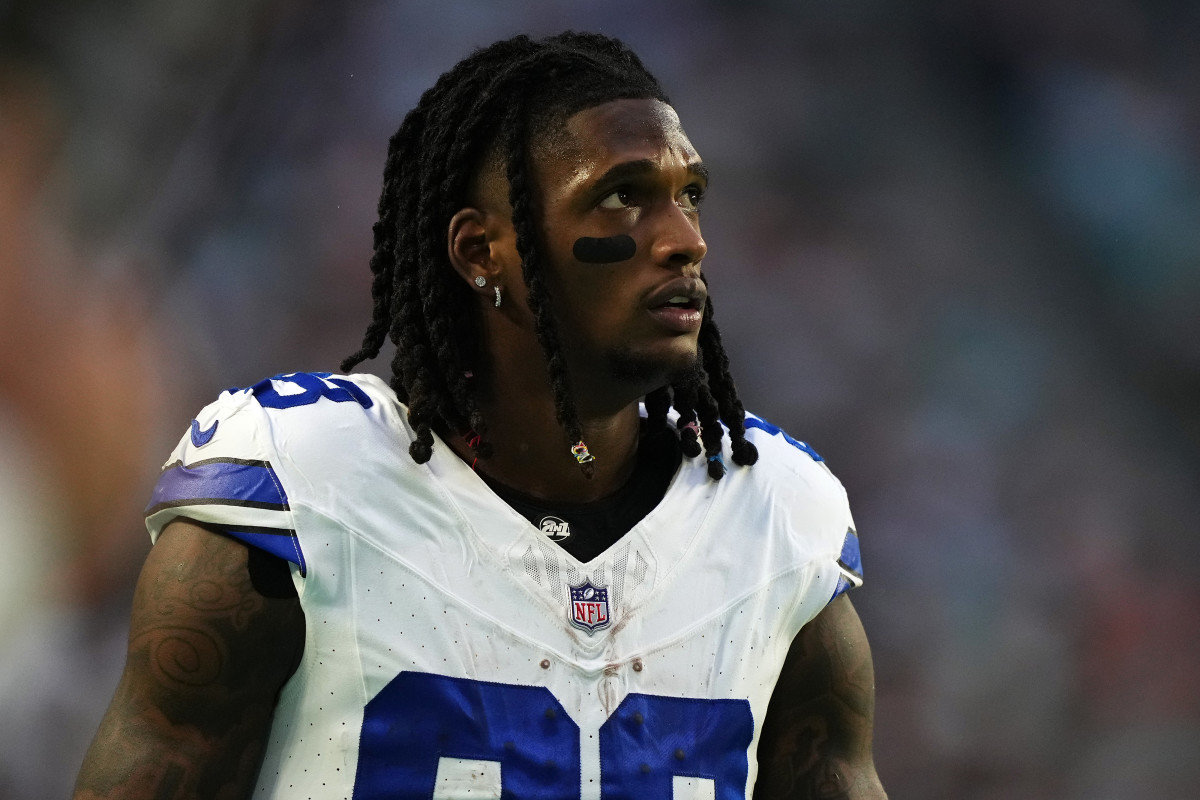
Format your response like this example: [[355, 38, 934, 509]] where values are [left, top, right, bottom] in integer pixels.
[[74, 522, 304, 800], [754, 595, 886, 800]]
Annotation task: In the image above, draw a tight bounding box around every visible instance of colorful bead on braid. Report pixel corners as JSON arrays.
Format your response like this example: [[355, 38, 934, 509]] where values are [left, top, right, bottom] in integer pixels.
[[570, 441, 595, 465], [464, 431, 483, 471], [680, 421, 701, 437], [707, 452, 726, 478]]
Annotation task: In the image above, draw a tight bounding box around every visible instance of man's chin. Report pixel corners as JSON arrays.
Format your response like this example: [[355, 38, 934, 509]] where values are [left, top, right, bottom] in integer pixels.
[[606, 346, 701, 393]]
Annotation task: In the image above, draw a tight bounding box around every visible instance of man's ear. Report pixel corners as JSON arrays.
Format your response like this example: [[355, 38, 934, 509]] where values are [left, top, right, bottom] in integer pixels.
[[448, 207, 501, 297]]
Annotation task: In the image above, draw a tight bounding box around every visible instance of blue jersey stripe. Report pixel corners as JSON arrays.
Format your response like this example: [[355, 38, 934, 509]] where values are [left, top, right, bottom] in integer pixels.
[[838, 528, 862, 579], [221, 526, 307, 576], [830, 575, 855, 602], [829, 528, 864, 603], [145, 458, 290, 515], [743, 416, 823, 462]]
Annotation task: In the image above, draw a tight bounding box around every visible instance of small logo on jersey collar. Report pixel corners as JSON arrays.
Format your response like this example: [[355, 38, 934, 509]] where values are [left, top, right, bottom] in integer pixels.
[[190, 418, 219, 447], [568, 579, 611, 635], [538, 515, 571, 542]]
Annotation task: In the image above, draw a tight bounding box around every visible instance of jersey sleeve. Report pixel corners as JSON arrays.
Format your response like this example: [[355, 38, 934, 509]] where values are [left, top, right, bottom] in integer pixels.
[[807, 463, 862, 605], [144, 386, 306, 575], [742, 413, 864, 605]]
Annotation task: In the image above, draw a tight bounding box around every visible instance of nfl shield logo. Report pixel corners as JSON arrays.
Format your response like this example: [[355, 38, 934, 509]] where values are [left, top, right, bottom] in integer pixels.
[[568, 579, 611, 634]]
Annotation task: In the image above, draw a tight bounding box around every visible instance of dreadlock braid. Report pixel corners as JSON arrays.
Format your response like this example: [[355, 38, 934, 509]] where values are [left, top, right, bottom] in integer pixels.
[[499, 90, 598, 478], [670, 380, 704, 458], [340, 123, 419, 372], [343, 31, 759, 481], [691, 367, 728, 479], [698, 282, 759, 468], [417, 55, 537, 462]]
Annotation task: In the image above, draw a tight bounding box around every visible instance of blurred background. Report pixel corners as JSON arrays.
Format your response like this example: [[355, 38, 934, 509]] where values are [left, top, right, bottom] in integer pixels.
[[2, 0, 1198, 797]]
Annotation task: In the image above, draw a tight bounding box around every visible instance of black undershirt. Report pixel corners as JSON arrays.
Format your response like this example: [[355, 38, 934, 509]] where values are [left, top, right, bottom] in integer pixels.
[[480, 427, 682, 562]]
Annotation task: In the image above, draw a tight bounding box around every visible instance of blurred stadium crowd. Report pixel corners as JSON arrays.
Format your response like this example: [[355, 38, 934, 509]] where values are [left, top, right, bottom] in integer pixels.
[[1, 1, 1198, 797]]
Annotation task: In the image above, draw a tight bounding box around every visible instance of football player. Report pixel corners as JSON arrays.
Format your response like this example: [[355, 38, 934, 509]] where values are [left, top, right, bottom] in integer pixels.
[[75, 32, 885, 800]]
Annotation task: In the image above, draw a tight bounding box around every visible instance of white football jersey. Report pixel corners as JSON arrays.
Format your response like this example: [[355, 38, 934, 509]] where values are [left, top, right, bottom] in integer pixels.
[[145, 372, 863, 800]]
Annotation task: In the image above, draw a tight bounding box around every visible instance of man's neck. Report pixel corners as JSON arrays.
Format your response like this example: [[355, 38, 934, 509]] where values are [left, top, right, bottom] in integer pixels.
[[453, 306, 661, 502], [451, 385, 643, 503]]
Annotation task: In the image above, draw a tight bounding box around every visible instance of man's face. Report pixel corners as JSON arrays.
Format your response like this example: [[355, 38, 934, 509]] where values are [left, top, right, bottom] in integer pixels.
[[525, 98, 710, 405]]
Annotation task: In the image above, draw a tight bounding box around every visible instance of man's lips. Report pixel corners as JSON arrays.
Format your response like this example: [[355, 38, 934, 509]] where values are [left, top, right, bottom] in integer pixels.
[[645, 277, 706, 311], [647, 305, 704, 332], [646, 277, 706, 332]]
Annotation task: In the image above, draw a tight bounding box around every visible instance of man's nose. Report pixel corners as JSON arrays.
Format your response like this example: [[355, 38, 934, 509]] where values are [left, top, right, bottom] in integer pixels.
[[650, 203, 706, 270]]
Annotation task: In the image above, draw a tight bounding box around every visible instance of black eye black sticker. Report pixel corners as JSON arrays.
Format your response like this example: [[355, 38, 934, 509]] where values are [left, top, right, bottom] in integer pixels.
[[572, 235, 636, 264]]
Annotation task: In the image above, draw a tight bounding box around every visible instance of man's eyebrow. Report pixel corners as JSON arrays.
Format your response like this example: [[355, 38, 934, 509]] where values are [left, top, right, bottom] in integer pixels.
[[589, 159, 710, 188]]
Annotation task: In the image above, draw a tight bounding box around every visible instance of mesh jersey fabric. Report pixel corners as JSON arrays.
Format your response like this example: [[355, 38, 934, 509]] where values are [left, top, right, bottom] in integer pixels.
[[145, 372, 863, 799]]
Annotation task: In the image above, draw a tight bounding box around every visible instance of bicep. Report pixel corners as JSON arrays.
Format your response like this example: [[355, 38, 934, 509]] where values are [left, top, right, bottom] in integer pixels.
[[74, 519, 305, 800], [754, 594, 886, 800]]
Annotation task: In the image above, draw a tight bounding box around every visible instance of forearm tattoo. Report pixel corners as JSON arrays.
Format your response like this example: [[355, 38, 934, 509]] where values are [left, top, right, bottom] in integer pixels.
[[74, 527, 303, 800]]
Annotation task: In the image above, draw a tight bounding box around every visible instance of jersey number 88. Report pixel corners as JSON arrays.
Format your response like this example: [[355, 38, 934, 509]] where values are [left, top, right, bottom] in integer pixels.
[[354, 672, 754, 799]]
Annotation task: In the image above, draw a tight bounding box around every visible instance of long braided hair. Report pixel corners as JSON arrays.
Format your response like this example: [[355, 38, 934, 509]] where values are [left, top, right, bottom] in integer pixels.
[[342, 32, 757, 480]]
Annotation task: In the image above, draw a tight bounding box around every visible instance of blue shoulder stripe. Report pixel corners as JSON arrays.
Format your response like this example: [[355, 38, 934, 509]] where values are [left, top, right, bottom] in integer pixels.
[[219, 525, 307, 577], [145, 458, 289, 516], [830, 528, 863, 602], [838, 527, 862, 578], [743, 415, 823, 462]]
